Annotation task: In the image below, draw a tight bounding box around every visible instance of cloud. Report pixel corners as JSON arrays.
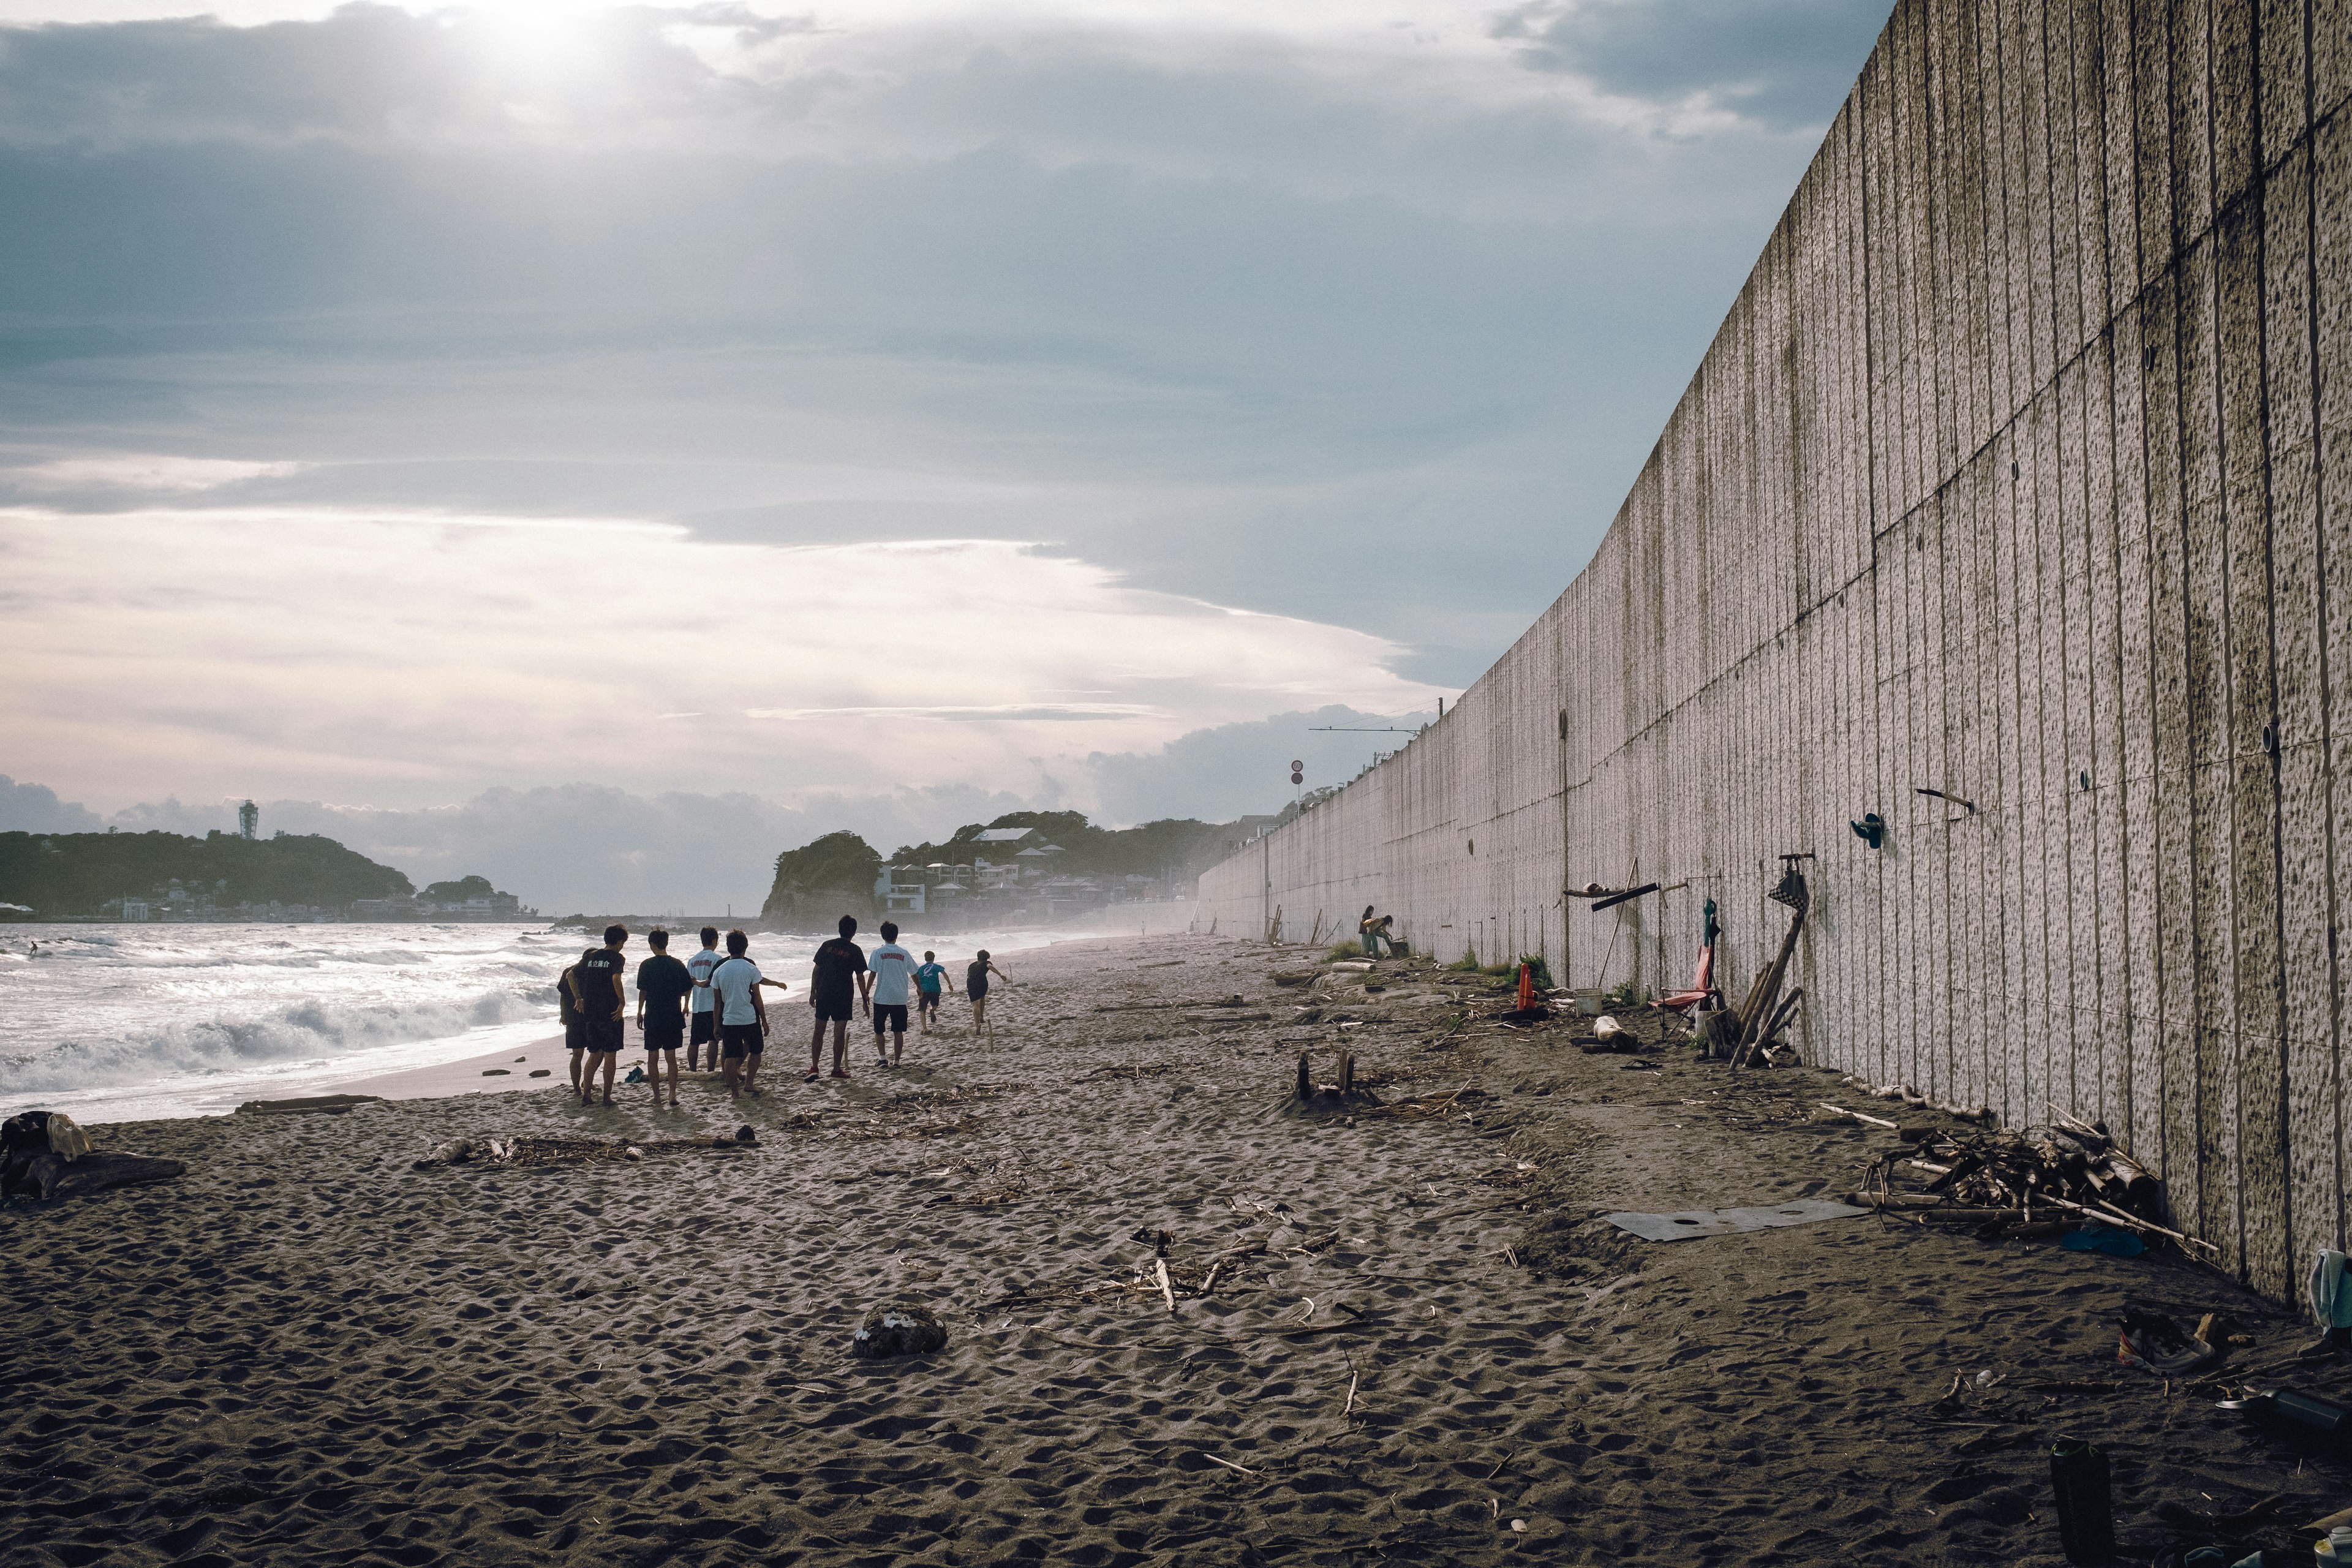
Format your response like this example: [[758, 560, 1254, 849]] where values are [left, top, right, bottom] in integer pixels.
[[0, 504, 1439, 813], [0, 0, 1889, 816], [1492, 0, 1885, 129], [0, 774, 104, 832]]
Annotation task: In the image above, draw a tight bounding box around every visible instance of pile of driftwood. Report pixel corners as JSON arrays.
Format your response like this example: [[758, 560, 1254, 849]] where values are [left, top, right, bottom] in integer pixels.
[[1845, 1105, 2213, 1253]]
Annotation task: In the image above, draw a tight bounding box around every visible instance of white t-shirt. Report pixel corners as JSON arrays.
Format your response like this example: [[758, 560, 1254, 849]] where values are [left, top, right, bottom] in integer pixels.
[[712, 956, 763, 1026], [869, 943, 915, 1006], [686, 948, 722, 1013]]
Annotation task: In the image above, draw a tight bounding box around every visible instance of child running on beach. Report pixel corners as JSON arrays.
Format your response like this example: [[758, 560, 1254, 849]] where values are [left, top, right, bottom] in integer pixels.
[[966, 949, 1007, 1035], [867, 922, 914, 1069], [807, 916, 867, 1081], [710, 929, 772, 1097], [685, 926, 722, 1072], [914, 950, 952, 1033], [568, 925, 630, 1107], [635, 928, 692, 1109]]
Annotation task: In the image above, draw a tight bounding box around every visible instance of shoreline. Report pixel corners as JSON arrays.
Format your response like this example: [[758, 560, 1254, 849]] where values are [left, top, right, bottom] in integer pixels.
[[309, 1033, 573, 1102]]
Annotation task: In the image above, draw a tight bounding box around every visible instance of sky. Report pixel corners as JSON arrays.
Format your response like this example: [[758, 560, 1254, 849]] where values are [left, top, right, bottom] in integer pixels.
[[0, 0, 1890, 911]]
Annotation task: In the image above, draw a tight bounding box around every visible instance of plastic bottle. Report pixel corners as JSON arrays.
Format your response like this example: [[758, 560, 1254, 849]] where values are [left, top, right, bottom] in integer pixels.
[[2315, 1525, 2352, 1563]]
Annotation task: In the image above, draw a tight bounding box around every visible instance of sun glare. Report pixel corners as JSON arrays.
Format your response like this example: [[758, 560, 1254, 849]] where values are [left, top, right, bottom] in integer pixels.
[[453, 0, 612, 86]]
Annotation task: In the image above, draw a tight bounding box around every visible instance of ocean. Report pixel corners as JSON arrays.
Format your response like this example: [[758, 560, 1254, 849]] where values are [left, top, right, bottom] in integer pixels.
[[0, 920, 1135, 1125]]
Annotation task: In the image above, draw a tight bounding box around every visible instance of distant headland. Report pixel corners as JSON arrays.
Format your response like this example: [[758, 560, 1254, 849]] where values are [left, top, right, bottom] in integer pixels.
[[0, 830, 531, 923]]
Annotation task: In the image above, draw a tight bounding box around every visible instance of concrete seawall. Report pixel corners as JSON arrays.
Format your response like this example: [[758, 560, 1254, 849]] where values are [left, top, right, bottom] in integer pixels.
[[1198, 0, 2352, 1301]]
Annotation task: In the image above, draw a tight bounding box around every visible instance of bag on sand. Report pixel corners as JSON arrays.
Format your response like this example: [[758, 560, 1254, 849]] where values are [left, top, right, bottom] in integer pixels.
[[2, 1109, 86, 1163]]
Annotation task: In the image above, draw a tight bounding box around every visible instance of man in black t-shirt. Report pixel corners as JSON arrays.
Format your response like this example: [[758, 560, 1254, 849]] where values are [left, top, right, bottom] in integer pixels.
[[806, 914, 867, 1082], [635, 927, 693, 1109], [567, 925, 629, 1107]]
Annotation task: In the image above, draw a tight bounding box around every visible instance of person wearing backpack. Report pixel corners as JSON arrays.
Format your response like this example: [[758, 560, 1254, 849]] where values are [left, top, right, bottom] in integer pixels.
[[557, 962, 584, 1097]]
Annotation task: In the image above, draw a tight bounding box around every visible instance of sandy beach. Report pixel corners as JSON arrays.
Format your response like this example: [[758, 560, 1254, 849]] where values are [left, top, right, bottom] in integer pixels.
[[9, 934, 2345, 1565]]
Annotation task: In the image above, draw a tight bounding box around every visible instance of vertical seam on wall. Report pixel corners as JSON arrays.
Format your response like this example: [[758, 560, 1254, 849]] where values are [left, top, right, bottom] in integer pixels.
[[2037, 0, 2072, 1128], [2106, 0, 2137, 1152], [2299, 0, 2343, 1251], [2246, 0, 2294, 1301], [2202, 0, 2247, 1277]]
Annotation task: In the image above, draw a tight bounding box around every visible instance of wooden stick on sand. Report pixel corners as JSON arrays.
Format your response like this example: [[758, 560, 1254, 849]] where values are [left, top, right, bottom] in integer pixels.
[[1155, 1257, 1178, 1313]]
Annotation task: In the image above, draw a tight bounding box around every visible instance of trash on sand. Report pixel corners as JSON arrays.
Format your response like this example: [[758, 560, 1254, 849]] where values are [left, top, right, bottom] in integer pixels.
[[2061, 1224, 2147, 1257], [2118, 1305, 2220, 1374], [2048, 1437, 2116, 1567], [2220, 1389, 2352, 1442], [624, 1065, 647, 1084], [2315, 1525, 2352, 1563], [1602, 1198, 1866, 1243], [1593, 1015, 1624, 1041], [2312, 1250, 2352, 1333]]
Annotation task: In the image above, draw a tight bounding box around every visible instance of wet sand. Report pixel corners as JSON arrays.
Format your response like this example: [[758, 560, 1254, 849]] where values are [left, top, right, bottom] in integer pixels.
[[8, 935, 2347, 1565], [314, 1035, 571, 1101]]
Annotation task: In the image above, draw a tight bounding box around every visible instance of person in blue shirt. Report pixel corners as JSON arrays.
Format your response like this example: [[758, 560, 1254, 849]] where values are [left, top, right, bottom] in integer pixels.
[[913, 950, 954, 1035]]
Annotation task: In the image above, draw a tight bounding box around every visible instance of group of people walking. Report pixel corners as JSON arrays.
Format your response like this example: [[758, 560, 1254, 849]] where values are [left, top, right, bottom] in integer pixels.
[[557, 917, 1009, 1107]]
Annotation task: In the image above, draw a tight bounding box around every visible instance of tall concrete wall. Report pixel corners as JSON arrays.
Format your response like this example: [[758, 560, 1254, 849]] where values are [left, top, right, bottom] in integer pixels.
[[1199, 0, 2352, 1300]]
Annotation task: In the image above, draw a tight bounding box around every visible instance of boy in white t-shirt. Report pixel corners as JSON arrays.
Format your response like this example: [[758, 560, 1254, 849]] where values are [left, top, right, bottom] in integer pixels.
[[867, 922, 916, 1068], [685, 925, 723, 1072]]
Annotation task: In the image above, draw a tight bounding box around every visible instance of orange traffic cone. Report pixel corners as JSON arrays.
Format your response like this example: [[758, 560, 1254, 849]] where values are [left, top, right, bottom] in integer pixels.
[[1516, 962, 1535, 1012]]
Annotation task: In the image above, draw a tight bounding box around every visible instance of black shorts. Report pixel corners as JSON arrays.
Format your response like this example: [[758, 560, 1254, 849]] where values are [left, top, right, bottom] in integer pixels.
[[584, 1017, 624, 1054], [565, 1019, 586, 1052], [917, 990, 941, 1012], [690, 1011, 717, 1046], [644, 1014, 684, 1052], [720, 1022, 764, 1060], [872, 1004, 908, 1035], [812, 993, 853, 1023]]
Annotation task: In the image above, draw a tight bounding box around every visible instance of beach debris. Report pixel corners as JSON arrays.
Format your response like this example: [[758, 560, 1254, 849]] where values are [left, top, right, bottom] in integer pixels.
[[3, 1109, 89, 1163], [235, 1093, 385, 1116], [1602, 1198, 1868, 1243], [1156, 1257, 1178, 1312], [2118, 1305, 2220, 1374], [415, 1131, 758, 1170], [1593, 1016, 1624, 1041], [1282, 1049, 1384, 1115], [852, 1302, 948, 1359], [3, 1113, 183, 1202], [529, 1069, 551, 1077], [2221, 1389, 2352, 1445], [2, 1150, 185, 1202], [2049, 1437, 2117, 1566], [481, 1069, 510, 1076], [1851, 1109, 2196, 1250], [1198, 1453, 1256, 1476], [2061, 1224, 2147, 1257], [1355, 1085, 1486, 1122]]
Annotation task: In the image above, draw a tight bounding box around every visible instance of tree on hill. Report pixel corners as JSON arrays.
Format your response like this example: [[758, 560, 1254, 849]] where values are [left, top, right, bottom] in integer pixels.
[[888, 812, 1216, 880], [421, 875, 499, 902], [0, 829, 413, 916], [762, 830, 882, 930]]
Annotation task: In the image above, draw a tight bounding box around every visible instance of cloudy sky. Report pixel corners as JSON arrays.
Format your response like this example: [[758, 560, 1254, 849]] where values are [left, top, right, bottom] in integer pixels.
[[0, 0, 1887, 910]]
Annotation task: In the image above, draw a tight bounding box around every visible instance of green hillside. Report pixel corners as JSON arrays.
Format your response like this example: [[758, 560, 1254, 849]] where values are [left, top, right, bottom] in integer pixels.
[[0, 829, 413, 916]]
